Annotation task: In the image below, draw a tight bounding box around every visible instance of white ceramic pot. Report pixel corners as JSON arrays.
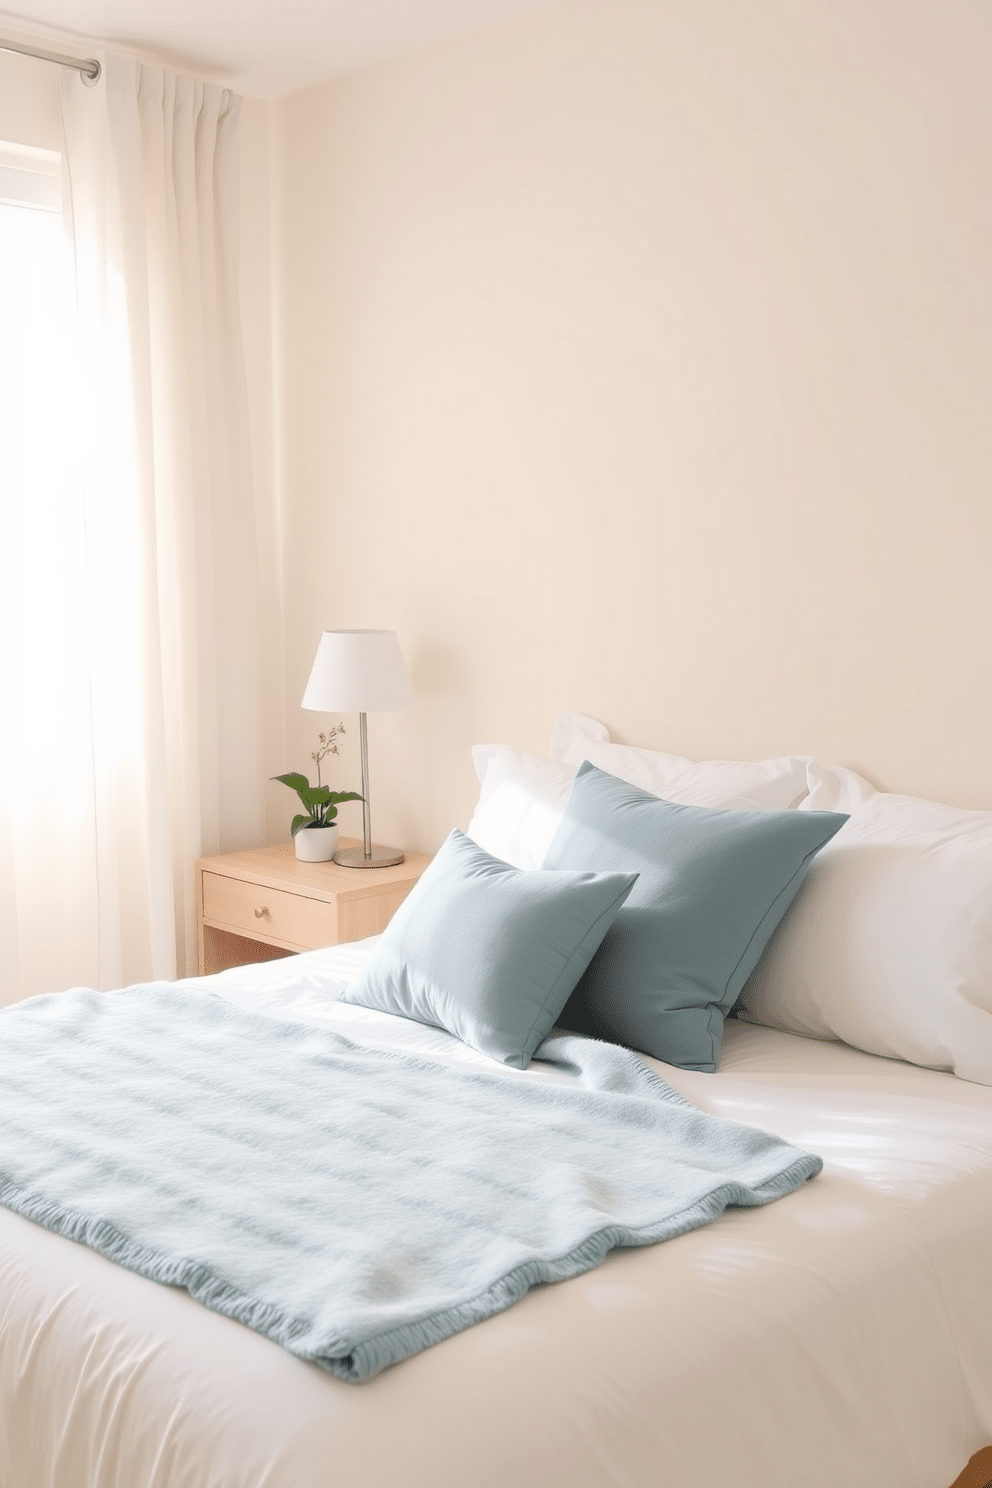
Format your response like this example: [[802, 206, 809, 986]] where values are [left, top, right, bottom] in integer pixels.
[[294, 824, 339, 862]]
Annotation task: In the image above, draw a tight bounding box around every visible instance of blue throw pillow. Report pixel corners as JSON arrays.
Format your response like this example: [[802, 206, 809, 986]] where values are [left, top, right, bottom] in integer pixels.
[[542, 763, 848, 1070], [340, 828, 637, 1068]]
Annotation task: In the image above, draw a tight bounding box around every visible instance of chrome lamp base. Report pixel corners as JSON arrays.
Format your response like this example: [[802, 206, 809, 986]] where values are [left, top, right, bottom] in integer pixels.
[[334, 844, 405, 869]]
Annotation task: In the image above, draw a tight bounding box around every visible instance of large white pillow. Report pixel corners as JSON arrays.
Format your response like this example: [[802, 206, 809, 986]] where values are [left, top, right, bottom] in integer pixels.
[[467, 746, 575, 869], [549, 713, 813, 810], [741, 786, 992, 1086]]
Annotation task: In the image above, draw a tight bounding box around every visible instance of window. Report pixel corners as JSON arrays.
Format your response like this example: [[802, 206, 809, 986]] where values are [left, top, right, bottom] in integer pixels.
[[0, 143, 98, 1000], [0, 140, 62, 212]]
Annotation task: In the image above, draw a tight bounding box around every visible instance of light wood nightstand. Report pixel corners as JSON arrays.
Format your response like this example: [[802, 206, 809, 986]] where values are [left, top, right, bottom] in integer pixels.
[[195, 839, 431, 976]]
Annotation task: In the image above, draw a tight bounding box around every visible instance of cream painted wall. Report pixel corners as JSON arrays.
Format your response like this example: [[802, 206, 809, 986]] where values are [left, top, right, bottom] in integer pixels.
[[275, 0, 992, 853], [0, 48, 61, 148]]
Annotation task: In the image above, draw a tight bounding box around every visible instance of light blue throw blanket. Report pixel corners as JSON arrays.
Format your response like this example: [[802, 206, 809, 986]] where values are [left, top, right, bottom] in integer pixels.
[[0, 986, 821, 1381]]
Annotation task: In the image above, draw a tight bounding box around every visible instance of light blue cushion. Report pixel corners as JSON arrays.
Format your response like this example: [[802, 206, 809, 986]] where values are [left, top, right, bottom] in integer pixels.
[[341, 828, 637, 1068], [542, 763, 847, 1070]]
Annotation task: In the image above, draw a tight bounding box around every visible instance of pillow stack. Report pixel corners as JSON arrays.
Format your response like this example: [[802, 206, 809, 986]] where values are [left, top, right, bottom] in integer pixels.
[[463, 713, 841, 1071], [351, 711, 992, 1088], [350, 712, 844, 1073]]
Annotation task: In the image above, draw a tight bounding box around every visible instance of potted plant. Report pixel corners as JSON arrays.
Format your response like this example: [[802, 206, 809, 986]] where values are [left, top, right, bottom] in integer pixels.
[[272, 728, 364, 863]]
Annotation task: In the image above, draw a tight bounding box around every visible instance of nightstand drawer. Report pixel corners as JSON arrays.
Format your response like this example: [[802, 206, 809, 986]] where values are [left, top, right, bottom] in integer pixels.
[[195, 841, 431, 975], [201, 871, 336, 950]]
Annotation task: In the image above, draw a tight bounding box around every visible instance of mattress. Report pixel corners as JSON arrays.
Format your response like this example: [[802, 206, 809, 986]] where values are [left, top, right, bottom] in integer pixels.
[[2, 939, 991, 1488]]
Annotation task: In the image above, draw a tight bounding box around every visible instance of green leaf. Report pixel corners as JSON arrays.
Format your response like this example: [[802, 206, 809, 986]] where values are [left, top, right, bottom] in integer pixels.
[[272, 772, 312, 806], [272, 771, 310, 792], [325, 791, 364, 805], [290, 813, 316, 837]]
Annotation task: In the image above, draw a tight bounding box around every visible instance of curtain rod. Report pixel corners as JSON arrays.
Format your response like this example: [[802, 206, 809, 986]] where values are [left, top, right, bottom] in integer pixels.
[[0, 36, 100, 82]]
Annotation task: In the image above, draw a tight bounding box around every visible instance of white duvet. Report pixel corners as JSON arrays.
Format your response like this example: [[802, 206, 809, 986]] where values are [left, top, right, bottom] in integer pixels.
[[2, 940, 991, 1488]]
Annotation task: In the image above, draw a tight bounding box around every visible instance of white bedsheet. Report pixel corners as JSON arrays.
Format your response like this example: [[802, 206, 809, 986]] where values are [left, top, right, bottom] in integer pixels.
[[2, 941, 991, 1488]]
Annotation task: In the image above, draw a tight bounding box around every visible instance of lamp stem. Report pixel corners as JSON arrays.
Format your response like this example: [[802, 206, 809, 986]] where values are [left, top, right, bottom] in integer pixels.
[[358, 710, 372, 861], [332, 710, 403, 868]]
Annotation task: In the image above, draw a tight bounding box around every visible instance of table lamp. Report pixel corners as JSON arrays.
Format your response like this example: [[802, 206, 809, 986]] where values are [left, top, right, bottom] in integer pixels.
[[301, 629, 413, 867]]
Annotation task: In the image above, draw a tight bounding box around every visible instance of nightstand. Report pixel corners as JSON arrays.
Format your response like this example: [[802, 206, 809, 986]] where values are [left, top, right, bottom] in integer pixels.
[[195, 839, 431, 976]]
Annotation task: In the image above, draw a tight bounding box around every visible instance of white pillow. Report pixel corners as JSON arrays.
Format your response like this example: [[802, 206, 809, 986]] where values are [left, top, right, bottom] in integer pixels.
[[549, 712, 813, 810], [799, 761, 879, 813], [741, 789, 992, 1086], [467, 746, 576, 869], [548, 711, 610, 758]]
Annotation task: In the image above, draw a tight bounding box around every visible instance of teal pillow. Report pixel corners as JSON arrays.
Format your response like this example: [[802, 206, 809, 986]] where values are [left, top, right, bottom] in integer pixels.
[[542, 763, 847, 1070], [340, 829, 637, 1069]]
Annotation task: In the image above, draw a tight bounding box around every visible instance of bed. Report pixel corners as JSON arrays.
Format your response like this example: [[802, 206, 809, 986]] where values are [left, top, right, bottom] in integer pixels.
[[2, 716, 992, 1488]]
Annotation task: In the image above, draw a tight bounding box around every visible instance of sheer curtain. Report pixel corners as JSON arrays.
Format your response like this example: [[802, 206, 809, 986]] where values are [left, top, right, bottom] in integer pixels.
[[0, 54, 263, 1004]]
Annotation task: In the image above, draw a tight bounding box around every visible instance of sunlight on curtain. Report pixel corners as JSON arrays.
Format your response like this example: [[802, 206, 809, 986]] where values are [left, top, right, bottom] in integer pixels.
[[0, 181, 167, 1003], [0, 54, 264, 1004], [0, 196, 104, 1001], [61, 55, 265, 986]]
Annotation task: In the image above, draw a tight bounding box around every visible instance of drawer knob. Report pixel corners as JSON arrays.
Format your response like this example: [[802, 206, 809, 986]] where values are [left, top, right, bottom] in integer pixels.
[[254, 906, 268, 919]]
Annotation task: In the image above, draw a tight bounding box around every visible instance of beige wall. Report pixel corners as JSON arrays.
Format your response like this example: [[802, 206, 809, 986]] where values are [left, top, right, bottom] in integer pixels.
[[275, 0, 992, 855], [0, 48, 61, 148]]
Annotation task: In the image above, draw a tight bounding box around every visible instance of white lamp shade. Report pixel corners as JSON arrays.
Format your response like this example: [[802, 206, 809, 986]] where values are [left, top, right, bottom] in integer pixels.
[[301, 629, 413, 713]]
